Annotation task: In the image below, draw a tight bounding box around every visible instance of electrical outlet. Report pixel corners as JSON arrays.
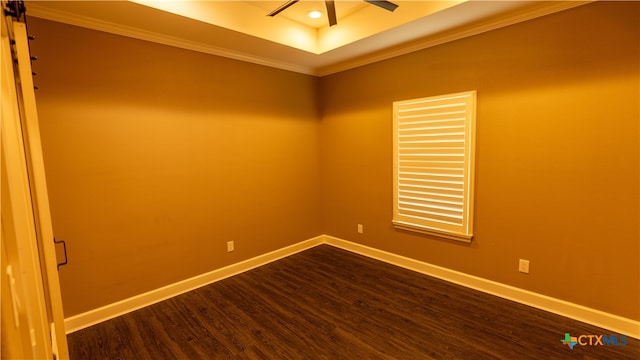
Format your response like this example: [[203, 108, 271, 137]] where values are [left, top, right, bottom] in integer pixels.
[[518, 259, 530, 273], [357, 224, 364, 234], [227, 241, 235, 252]]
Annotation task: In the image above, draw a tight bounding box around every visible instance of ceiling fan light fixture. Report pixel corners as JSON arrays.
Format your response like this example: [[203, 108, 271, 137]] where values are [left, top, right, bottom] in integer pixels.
[[269, 0, 396, 26], [308, 10, 322, 19]]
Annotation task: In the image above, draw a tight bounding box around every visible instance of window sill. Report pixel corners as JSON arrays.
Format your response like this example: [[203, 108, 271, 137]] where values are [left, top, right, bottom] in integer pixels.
[[392, 221, 473, 243]]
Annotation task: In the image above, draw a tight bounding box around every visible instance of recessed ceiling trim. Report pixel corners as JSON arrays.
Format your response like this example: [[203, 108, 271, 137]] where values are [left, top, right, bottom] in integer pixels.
[[132, 0, 320, 53], [316, 1, 593, 76], [26, 1, 592, 78], [26, 3, 317, 75]]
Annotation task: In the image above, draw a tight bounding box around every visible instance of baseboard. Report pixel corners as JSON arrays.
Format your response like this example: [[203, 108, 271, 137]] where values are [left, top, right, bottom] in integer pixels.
[[65, 234, 639, 339], [321, 235, 640, 339], [64, 236, 324, 333]]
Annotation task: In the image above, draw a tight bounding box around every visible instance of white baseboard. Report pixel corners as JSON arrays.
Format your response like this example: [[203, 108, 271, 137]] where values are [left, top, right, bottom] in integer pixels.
[[64, 236, 324, 333], [65, 234, 639, 339], [321, 235, 640, 339]]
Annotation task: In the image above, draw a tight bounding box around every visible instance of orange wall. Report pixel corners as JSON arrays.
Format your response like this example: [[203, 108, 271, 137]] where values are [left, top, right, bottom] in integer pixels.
[[320, 2, 639, 320], [29, 19, 322, 316]]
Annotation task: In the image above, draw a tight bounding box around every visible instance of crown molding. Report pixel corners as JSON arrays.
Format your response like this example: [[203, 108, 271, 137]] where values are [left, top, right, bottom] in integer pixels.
[[316, 1, 592, 76], [26, 3, 317, 76], [27, 1, 591, 78]]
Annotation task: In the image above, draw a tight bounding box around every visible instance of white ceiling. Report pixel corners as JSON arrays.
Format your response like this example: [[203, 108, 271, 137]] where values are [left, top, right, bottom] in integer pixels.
[[26, 1, 589, 76]]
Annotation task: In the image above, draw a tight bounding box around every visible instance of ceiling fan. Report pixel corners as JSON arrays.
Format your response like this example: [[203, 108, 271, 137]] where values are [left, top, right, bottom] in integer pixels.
[[267, 0, 399, 27]]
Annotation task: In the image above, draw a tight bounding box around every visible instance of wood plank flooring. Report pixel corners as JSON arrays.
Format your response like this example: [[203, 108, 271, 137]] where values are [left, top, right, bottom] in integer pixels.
[[67, 245, 639, 359]]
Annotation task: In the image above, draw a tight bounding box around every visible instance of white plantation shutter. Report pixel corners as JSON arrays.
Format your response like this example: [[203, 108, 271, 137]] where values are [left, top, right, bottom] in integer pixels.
[[393, 91, 476, 242]]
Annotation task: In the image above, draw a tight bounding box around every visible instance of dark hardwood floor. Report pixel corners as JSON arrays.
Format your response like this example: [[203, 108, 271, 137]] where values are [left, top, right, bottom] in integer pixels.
[[68, 245, 639, 359]]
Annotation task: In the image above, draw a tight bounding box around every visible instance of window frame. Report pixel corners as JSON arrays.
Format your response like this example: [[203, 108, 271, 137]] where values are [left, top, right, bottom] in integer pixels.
[[392, 90, 477, 242]]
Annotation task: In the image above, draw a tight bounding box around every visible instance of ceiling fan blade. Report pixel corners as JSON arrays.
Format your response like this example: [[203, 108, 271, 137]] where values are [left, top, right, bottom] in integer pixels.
[[325, 0, 337, 26], [267, 0, 299, 17], [364, 0, 398, 12]]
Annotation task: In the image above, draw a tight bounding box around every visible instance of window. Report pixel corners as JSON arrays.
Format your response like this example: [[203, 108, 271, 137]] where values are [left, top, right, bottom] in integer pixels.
[[392, 91, 477, 242]]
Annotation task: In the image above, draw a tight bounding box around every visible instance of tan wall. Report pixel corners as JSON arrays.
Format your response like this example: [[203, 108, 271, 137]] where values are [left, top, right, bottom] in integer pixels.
[[319, 2, 639, 320], [28, 18, 322, 317], [28, 2, 639, 322]]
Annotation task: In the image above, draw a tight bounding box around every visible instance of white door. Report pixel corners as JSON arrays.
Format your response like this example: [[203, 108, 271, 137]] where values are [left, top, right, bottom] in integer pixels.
[[1, 4, 69, 359]]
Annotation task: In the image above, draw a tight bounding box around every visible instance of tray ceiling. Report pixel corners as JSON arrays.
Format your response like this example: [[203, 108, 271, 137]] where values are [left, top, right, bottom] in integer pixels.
[[26, 1, 589, 76]]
